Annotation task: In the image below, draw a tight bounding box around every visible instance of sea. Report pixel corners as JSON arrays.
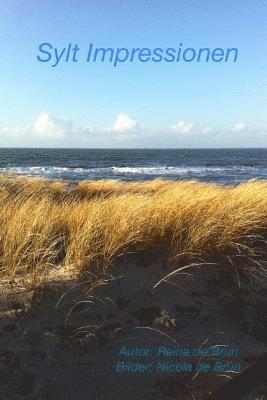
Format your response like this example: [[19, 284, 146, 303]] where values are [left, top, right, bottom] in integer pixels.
[[0, 148, 266, 185]]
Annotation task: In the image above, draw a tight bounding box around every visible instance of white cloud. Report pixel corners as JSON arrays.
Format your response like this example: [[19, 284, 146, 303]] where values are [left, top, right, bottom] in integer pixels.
[[231, 122, 247, 133], [80, 125, 94, 133], [1, 125, 30, 138], [33, 113, 72, 139], [201, 127, 213, 135], [170, 121, 194, 134], [113, 113, 137, 133]]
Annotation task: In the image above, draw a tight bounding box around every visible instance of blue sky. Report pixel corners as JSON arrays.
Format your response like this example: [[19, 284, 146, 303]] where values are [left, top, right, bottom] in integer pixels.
[[0, 0, 266, 148]]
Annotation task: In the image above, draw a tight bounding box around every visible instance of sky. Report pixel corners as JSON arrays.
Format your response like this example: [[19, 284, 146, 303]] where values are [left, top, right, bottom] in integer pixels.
[[0, 0, 266, 148]]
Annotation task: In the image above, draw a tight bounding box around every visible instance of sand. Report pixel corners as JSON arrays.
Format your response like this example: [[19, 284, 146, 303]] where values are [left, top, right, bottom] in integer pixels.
[[0, 257, 266, 400]]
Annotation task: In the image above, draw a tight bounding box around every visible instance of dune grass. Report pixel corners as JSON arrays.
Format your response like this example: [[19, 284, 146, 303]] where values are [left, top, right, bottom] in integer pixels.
[[0, 175, 266, 288]]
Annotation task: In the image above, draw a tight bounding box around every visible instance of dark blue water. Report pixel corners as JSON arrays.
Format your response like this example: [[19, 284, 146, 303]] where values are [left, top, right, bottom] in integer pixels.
[[0, 148, 266, 184]]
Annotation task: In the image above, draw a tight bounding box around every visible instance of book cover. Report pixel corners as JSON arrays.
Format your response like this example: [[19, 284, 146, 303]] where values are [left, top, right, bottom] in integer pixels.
[[0, 1, 266, 399]]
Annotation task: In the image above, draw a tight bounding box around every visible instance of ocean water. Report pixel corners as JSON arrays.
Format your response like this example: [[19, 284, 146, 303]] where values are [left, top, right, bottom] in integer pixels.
[[0, 148, 266, 185]]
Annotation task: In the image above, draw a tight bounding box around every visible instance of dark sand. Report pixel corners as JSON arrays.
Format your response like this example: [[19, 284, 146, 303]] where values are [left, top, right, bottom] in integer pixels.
[[0, 258, 266, 399]]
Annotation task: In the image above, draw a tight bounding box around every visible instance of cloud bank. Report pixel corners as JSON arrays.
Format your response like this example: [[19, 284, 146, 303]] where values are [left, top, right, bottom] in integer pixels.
[[0, 113, 265, 148]]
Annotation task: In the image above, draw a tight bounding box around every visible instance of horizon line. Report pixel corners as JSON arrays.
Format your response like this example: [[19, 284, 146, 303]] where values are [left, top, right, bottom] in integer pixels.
[[0, 147, 266, 151]]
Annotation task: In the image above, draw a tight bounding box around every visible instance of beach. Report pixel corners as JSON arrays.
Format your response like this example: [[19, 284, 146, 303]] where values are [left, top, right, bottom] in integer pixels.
[[0, 173, 266, 399]]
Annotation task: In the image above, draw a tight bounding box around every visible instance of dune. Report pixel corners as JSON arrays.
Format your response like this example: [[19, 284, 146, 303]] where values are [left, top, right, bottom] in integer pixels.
[[0, 175, 266, 399]]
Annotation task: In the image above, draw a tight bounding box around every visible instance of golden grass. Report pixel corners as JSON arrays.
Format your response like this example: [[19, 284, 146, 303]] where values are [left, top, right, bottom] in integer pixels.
[[0, 175, 266, 287]]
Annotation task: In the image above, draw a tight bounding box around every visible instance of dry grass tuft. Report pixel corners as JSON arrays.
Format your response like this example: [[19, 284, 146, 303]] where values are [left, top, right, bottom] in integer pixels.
[[0, 175, 266, 289]]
